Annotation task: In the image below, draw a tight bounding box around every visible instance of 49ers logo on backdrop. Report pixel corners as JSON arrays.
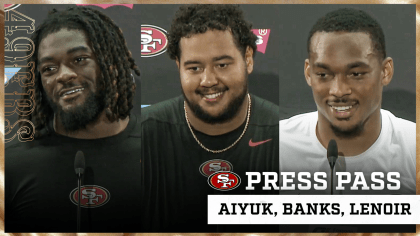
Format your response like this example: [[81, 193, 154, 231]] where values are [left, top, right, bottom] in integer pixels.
[[69, 185, 110, 208], [199, 159, 233, 177], [208, 171, 241, 191], [141, 25, 168, 57], [4, 4, 21, 11]]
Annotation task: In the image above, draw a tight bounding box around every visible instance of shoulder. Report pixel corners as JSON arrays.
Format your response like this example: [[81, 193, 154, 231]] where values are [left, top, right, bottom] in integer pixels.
[[382, 109, 415, 138], [381, 109, 416, 154], [250, 95, 279, 126], [280, 111, 317, 134], [140, 96, 184, 125], [5, 137, 50, 171]]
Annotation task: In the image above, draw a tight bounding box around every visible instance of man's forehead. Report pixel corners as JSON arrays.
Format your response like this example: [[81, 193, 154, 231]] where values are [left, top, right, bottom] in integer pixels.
[[179, 29, 239, 61], [38, 29, 93, 55], [309, 31, 377, 62]]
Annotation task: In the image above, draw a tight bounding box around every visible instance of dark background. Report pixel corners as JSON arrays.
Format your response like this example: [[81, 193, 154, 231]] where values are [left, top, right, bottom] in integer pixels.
[[278, 4, 416, 122]]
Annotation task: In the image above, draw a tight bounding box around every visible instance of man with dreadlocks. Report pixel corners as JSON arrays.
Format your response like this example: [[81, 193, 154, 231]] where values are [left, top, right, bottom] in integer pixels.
[[140, 5, 279, 232], [280, 8, 416, 195], [5, 6, 142, 232]]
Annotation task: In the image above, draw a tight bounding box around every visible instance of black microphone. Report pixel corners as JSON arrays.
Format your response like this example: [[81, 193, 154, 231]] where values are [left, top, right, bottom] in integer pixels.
[[74, 151, 85, 232], [327, 139, 338, 195], [74, 150, 85, 176], [327, 139, 338, 169]]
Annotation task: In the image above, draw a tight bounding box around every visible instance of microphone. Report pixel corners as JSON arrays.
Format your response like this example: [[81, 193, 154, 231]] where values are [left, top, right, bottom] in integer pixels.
[[74, 151, 85, 176], [74, 151, 85, 232], [327, 139, 338, 169], [327, 139, 338, 195]]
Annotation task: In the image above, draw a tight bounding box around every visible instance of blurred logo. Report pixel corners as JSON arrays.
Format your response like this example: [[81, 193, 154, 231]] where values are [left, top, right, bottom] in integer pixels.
[[76, 4, 134, 9], [141, 25, 168, 57], [208, 171, 241, 191], [252, 29, 271, 54], [70, 185, 110, 208], [5, 4, 21, 11], [199, 159, 233, 177]]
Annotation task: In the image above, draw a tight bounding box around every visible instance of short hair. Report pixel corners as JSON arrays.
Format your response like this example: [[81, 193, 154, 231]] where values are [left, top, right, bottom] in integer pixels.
[[307, 8, 386, 60], [167, 4, 257, 60], [20, 6, 141, 138]]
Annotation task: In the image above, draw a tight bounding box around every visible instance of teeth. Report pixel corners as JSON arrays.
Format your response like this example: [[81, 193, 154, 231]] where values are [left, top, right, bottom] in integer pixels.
[[63, 88, 84, 96], [204, 92, 223, 99], [331, 105, 352, 111]]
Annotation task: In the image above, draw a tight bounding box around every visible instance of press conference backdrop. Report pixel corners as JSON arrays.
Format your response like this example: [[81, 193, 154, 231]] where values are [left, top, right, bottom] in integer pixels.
[[5, 4, 279, 143], [277, 4, 416, 233], [278, 5, 416, 122], [140, 4, 280, 107], [4, 4, 143, 143]]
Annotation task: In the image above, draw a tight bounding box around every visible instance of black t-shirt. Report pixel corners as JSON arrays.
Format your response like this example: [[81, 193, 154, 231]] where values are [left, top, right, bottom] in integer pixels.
[[140, 95, 279, 232], [5, 115, 142, 232]]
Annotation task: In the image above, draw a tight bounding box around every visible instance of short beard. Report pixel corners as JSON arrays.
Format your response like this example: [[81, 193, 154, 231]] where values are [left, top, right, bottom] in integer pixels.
[[183, 83, 248, 125], [330, 121, 364, 139], [47, 85, 105, 133]]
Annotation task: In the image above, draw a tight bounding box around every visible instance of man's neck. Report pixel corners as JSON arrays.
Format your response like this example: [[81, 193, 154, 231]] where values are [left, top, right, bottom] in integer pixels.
[[185, 95, 249, 136], [54, 110, 130, 139], [316, 109, 382, 157]]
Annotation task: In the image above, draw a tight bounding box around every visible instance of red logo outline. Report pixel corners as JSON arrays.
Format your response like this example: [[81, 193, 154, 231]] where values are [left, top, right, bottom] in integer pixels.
[[199, 159, 233, 177], [141, 24, 168, 58], [5, 4, 21, 11], [207, 171, 241, 191], [69, 185, 110, 208]]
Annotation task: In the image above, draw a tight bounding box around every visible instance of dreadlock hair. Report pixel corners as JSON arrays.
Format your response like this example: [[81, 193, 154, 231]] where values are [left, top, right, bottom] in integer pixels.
[[167, 4, 257, 61], [20, 6, 141, 139], [307, 8, 386, 60]]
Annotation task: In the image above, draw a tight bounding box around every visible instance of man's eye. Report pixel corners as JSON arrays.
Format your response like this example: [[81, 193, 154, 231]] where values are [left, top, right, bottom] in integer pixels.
[[316, 73, 327, 78], [351, 72, 365, 77], [42, 66, 55, 73], [218, 63, 228, 69], [188, 67, 201, 72], [75, 57, 87, 63]]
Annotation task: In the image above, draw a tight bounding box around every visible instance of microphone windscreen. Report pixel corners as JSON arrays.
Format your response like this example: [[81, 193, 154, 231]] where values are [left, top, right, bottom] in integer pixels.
[[327, 139, 338, 158], [74, 150, 85, 175]]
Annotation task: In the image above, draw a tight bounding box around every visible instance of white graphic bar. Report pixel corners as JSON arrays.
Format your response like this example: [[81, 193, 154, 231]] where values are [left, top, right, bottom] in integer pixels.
[[208, 195, 420, 224]]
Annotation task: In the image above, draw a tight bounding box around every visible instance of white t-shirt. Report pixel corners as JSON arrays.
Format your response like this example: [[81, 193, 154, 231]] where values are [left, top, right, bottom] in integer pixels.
[[280, 109, 416, 194]]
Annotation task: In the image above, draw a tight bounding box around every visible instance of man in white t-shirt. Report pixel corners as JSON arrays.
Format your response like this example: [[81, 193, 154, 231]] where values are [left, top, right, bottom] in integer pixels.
[[280, 8, 416, 194]]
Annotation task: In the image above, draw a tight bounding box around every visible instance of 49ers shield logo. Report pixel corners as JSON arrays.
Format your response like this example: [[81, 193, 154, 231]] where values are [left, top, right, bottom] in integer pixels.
[[141, 25, 168, 57], [70, 185, 110, 208], [208, 171, 241, 191], [199, 159, 233, 177]]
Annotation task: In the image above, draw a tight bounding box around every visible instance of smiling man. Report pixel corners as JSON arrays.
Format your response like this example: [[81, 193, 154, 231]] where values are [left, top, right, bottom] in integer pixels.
[[5, 7, 142, 232], [140, 4, 279, 232], [280, 8, 415, 194]]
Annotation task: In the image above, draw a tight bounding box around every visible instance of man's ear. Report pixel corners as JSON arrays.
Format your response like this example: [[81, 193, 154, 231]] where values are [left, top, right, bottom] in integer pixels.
[[245, 46, 254, 74], [381, 57, 394, 86], [176, 58, 180, 70], [304, 59, 312, 87]]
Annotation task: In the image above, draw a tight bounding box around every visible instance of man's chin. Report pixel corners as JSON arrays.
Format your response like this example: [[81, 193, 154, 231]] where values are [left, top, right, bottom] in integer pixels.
[[52, 93, 104, 133], [330, 122, 364, 139]]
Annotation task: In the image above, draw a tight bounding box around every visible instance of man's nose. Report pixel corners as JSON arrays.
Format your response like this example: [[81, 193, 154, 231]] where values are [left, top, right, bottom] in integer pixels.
[[56, 65, 77, 83], [200, 67, 218, 87], [329, 76, 351, 97]]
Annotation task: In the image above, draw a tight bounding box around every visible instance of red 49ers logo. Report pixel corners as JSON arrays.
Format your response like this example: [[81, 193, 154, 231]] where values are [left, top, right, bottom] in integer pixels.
[[69, 185, 110, 208], [199, 159, 233, 177], [208, 171, 241, 191], [141, 25, 168, 57]]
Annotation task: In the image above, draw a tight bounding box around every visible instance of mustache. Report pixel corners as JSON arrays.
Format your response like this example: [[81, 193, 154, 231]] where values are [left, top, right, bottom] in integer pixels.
[[195, 86, 228, 95], [329, 98, 355, 103]]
